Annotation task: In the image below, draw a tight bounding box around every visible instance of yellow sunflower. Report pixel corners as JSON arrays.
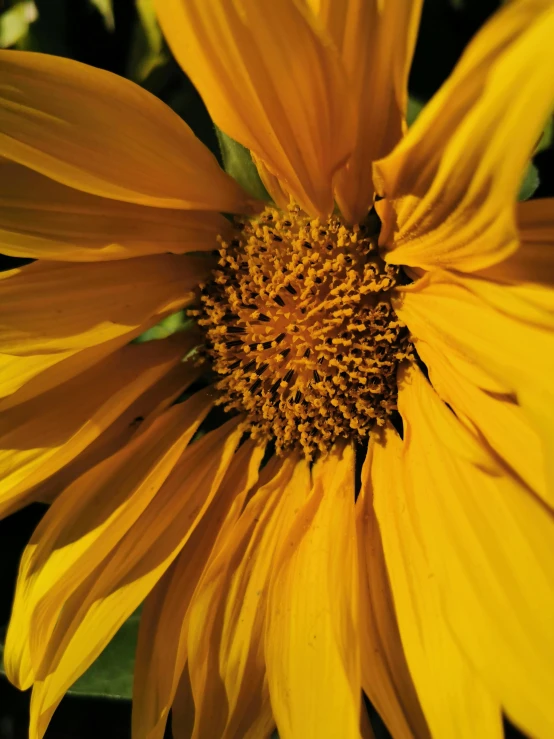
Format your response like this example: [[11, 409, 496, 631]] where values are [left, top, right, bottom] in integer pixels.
[[0, 0, 553, 738]]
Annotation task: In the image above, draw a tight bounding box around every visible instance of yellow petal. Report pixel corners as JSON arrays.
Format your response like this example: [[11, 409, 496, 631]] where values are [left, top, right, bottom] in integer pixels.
[[31, 351, 196, 509], [0, 333, 199, 517], [308, 0, 422, 223], [394, 268, 554, 501], [412, 334, 548, 506], [0, 332, 139, 413], [371, 419, 503, 738], [265, 443, 361, 739], [478, 198, 554, 285], [132, 438, 265, 739], [171, 667, 196, 739], [4, 387, 215, 691], [28, 419, 243, 739], [386, 363, 554, 738], [0, 254, 209, 405], [374, 0, 554, 272], [0, 161, 231, 261], [219, 456, 310, 739], [0, 316, 196, 418], [356, 452, 429, 739], [186, 454, 302, 739], [251, 152, 291, 211], [0, 50, 250, 212], [155, 0, 353, 218]]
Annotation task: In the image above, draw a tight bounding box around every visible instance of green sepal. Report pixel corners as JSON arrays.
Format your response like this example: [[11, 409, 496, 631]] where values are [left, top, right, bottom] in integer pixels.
[[517, 114, 553, 201], [535, 115, 553, 154], [518, 160, 540, 201], [406, 95, 425, 127], [69, 608, 141, 700], [133, 310, 194, 344], [215, 127, 270, 201]]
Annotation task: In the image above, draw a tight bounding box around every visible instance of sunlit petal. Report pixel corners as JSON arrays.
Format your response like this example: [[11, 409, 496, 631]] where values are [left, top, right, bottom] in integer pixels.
[[132, 439, 265, 739], [375, 0, 554, 271], [308, 0, 422, 223], [372, 420, 502, 738], [0, 161, 231, 261], [0, 50, 250, 212], [265, 443, 361, 739], [29, 420, 243, 739], [155, 0, 353, 217]]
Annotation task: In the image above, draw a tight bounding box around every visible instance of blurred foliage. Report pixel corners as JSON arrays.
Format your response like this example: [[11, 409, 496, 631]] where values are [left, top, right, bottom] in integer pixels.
[[0, 0, 37, 47], [0, 0, 550, 736], [126, 0, 167, 82], [89, 0, 115, 30]]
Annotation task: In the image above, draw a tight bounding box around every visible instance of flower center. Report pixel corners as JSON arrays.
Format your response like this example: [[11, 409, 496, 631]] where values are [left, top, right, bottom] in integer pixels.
[[193, 205, 412, 459]]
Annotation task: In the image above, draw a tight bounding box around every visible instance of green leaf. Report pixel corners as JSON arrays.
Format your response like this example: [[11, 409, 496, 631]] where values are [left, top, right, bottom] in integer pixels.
[[133, 310, 194, 344], [518, 160, 540, 201], [69, 608, 141, 700], [406, 95, 425, 127], [215, 127, 270, 201], [0, 608, 140, 701], [0, 1, 37, 48], [88, 0, 114, 31]]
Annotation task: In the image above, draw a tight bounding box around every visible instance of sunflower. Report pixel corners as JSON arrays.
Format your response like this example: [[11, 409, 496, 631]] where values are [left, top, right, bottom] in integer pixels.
[[0, 0, 553, 737]]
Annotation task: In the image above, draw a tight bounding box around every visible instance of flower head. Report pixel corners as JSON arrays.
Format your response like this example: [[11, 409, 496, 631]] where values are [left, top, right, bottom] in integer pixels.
[[0, 1, 554, 739], [193, 204, 413, 458]]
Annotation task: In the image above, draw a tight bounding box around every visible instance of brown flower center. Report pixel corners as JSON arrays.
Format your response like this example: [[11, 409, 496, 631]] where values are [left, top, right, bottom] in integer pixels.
[[192, 205, 412, 459]]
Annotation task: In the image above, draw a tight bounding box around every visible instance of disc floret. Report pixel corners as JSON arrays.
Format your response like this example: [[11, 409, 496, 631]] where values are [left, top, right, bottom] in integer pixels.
[[192, 205, 412, 459]]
